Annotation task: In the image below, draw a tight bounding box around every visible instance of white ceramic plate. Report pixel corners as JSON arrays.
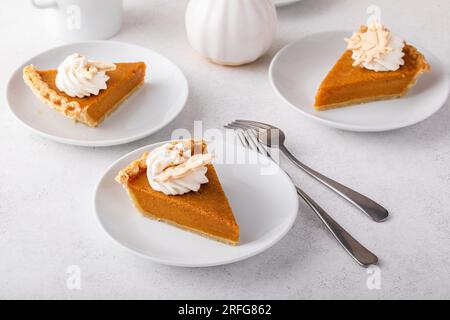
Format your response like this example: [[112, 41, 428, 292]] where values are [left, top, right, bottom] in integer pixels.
[[6, 41, 188, 146], [94, 140, 299, 267], [274, 0, 302, 7], [269, 31, 450, 132]]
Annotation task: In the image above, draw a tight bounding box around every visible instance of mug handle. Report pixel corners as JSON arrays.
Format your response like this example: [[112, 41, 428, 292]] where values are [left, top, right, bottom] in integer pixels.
[[30, 0, 58, 9]]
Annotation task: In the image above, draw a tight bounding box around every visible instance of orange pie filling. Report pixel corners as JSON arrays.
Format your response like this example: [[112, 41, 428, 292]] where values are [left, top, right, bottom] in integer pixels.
[[126, 164, 239, 244]]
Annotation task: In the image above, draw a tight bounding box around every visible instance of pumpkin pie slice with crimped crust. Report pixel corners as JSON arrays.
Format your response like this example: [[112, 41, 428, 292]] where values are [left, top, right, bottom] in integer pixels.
[[23, 61, 146, 127], [116, 139, 240, 245]]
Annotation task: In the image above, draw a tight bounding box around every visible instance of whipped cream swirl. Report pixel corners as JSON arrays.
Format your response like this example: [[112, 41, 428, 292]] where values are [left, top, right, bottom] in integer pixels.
[[56, 53, 116, 98], [146, 142, 212, 196], [345, 21, 405, 72]]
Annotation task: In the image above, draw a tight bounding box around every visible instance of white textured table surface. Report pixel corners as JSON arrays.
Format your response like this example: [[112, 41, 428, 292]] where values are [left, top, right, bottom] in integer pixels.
[[1, 0, 449, 300]]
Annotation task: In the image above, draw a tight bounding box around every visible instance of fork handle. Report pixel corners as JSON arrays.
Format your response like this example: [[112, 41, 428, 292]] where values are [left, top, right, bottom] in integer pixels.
[[296, 187, 378, 267], [280, 145, 388, 222]]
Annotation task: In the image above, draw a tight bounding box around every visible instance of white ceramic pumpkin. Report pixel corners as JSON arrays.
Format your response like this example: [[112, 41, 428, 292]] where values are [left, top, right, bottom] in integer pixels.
[[185, 0, 278, 66]]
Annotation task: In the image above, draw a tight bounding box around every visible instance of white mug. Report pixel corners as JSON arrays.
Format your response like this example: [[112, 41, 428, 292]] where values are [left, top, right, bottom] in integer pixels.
[[31, 0, 123, 41]]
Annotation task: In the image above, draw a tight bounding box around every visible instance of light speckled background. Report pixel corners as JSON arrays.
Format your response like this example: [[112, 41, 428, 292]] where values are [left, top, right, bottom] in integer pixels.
[[1, 0, 449, 299]]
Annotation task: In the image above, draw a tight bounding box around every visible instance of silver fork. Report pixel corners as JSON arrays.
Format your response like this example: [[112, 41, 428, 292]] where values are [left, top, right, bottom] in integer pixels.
[[225, 127, 378, 267], [229, 120, 389, 223]]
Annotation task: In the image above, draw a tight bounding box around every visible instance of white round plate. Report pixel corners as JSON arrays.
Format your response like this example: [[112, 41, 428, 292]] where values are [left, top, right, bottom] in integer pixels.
[[274, 0, 302, 7], [6, 41, 188, 146], [94, 140, 299, 267], [269, 31, 450, 132]]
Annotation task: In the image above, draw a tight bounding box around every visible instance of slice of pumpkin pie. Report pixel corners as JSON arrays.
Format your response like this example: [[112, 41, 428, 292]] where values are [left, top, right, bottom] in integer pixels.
[[314, 21, 430, 110], [23, 53, 146, 127], [116, 139, 240, 245]]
